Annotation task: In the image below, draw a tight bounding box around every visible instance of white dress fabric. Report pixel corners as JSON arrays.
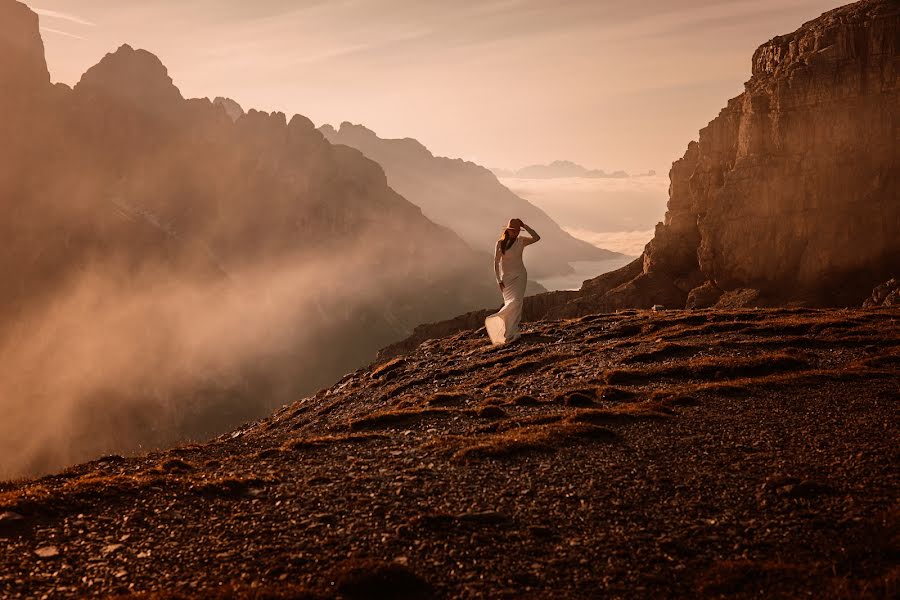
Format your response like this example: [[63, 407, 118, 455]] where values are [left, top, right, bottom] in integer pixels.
[[485, 237, 527, 345]]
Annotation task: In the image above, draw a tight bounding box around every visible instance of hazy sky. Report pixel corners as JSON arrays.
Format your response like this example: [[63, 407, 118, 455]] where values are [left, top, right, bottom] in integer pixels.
[[33, 0, 843, 172]]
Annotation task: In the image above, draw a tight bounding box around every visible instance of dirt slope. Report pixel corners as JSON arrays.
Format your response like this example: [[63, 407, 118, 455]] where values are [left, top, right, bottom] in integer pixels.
[[1, 307, 898, 599]]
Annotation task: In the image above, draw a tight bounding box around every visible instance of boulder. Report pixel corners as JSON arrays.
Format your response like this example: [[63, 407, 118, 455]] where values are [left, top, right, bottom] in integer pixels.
[[863, 278, 900, 307], [686, 282, 724, 309], [715, 289, 763, 309]]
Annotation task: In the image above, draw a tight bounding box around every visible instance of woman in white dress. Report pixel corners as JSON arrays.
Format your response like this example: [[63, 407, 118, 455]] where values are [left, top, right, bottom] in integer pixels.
[[485, 218, 540, 345]]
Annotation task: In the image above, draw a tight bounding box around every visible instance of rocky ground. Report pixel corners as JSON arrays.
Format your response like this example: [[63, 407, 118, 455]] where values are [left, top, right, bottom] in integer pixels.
[[1, 307, 898, 599]]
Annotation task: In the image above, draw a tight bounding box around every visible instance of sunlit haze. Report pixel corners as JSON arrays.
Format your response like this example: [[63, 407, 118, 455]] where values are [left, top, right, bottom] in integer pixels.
[[34, 0, 843, 173]]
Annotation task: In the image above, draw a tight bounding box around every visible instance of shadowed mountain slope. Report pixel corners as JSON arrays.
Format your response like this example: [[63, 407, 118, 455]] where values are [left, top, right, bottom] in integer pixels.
[[1, 306, 897, 598], [319, 122, 624, 279], [0, 0, 501, 476]]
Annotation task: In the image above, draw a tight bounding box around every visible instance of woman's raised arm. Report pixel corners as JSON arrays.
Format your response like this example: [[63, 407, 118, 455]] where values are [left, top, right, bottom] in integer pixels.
[[521, 223, 541, 245]]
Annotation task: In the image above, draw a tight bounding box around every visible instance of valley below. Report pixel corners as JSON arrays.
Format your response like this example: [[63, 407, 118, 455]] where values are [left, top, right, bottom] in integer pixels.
[[533, 258, 638, 292]]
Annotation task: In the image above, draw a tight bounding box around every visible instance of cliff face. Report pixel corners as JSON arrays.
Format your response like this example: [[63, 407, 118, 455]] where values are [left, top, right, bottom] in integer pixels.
[[645, 0, 899, 307], [320, 122, 623, 279], [0, 0, 47, 94], [0, 1, 498, 475]]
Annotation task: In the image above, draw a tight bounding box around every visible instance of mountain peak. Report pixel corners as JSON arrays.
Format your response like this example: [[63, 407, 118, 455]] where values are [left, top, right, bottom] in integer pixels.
[[75, 44, 184, 110], [0, 0, 50, 93], [751, 0, 898, 78], [213, 96, 244, 122], [338, 121, 377, 137]]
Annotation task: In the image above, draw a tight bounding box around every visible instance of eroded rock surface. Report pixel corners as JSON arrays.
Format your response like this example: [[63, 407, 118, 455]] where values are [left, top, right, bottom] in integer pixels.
[[864, 277, 900, 307], [693, 0, 897, 304]]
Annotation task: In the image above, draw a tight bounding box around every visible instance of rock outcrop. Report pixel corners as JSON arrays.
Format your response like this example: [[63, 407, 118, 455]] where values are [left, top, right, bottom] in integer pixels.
[[646, 0, 899, 308], [320, 122, 623, 279], [382, 0, 899, 355], [214, 96, 245, 121], [0, 0, 47, 95], [863, 277, 899, 307], [0, 0, 498, 475], [76, 44, 185, 112]]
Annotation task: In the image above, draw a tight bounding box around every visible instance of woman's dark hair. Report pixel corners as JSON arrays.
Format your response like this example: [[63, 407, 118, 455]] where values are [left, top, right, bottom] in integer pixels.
[[498, 229, 515, 254]]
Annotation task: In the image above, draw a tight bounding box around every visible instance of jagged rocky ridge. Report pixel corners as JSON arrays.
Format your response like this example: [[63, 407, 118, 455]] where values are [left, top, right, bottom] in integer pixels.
[[319, 122, 622, 280], [1, 306, 897, 598], [381, 0, 899, 357], [0, 0, 499, 475]]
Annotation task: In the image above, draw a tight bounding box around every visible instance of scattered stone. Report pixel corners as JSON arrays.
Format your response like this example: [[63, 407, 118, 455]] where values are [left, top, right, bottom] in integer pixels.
[[34, 546, 59, 559]]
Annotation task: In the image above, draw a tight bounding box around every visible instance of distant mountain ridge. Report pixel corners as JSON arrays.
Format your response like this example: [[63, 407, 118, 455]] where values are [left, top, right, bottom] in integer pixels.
[[320, 122, 625, 279], [492, 160, 656, 179]]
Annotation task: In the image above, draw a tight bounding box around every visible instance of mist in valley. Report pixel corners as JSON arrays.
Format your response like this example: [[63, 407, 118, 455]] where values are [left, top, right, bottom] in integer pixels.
[[500, 174, 670, 257], [0, 223, 492, 478]]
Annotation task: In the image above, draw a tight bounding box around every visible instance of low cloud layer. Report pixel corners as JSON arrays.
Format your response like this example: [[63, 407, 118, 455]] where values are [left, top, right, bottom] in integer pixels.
[[0, 233, 462, 478], [499, 175, 667, 257], [500, 175, 669, 234], [563, 227, 655, 257]]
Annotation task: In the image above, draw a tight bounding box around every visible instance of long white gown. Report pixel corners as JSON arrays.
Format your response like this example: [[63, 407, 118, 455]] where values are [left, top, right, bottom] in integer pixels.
[[485, 237, 527, 345]]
